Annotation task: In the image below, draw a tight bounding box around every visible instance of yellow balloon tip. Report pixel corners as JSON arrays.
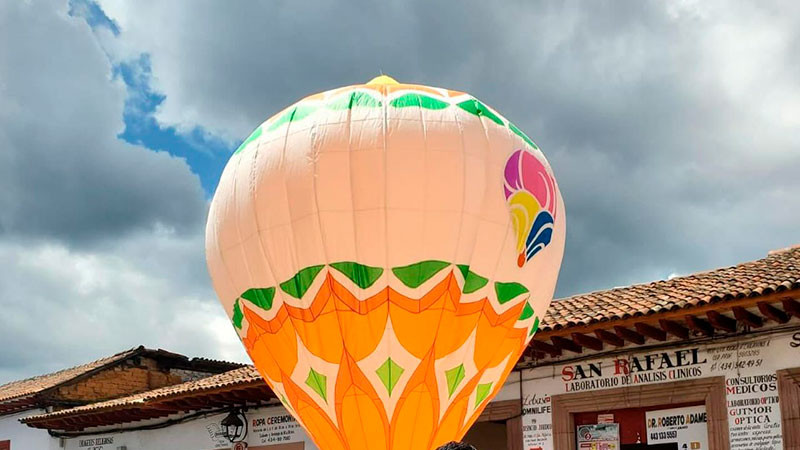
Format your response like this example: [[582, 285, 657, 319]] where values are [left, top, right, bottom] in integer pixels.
[[366, 75, 399, 85]]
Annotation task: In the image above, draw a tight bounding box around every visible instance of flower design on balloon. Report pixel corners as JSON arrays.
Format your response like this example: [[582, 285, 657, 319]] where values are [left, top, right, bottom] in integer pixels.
[[504, 149, 558, 267]]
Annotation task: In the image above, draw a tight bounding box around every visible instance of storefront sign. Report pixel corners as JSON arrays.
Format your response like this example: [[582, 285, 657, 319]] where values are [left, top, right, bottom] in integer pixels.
[[62, 407, 316, 450], [205, 422, 237, 448], [521, 332, 796, 450], [249, 408, 306, 445], [726, 374, 782, 449], [77, 437, 114, 450], [645, 405, 708, 449], [521, 393, 552, 450], [560, 348, 706, 393], [69, 433, 140, 450], [597, 414, 614, 424], [576, 423, 619, 450]]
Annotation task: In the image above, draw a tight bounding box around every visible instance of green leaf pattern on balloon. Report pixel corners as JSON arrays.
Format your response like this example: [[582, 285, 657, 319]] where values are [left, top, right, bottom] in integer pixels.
[[231, 299, 243, 330], [330, 261, 384, 289], [233, 126, 262, 155], [392, 260, 450, 289], [456, 98, 504, 125], [305, 368, 328, 402], [445, 364, 466, 398], [475, 382, 493, 407], [280, 265, 325, 299], [241, 287, 275, 311], [235, 89, 539, 155], [456, 264, 489, 293], [494, 281, 530, 304], [235, 261, 538, 330], [390, 93, 450, 110]]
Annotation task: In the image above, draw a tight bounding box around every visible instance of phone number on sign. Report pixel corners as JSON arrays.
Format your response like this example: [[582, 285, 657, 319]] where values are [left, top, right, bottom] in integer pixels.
[[650, 431, 678, 441]]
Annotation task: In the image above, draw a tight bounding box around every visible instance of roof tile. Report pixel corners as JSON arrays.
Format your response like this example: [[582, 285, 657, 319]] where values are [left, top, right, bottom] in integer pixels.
[[541, 246, 800, 331], [0, 347, 143, 403]]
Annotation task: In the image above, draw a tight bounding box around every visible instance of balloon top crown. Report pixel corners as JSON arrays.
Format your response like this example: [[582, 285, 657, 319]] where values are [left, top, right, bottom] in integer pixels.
[[366, 74, 399, 85]]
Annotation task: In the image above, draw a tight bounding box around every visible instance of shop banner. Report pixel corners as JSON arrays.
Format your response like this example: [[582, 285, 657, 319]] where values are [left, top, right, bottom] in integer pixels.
[[645, 405, 708, 449], [521, 393, 552, 450], [249, 408, 307, 446], [726, 373, 782, 449], [576, 423, 620, 450]]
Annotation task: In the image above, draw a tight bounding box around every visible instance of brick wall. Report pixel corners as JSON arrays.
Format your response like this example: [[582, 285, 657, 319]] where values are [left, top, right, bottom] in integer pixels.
[[171, 368, 219, 382], [53, 358, 183, 403]]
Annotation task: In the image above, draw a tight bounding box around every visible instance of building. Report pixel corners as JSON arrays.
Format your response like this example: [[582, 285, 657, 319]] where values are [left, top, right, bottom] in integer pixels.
[[0, 346, 243, 449], [6, 246, 800, 450], [515, 244, 800, 450]]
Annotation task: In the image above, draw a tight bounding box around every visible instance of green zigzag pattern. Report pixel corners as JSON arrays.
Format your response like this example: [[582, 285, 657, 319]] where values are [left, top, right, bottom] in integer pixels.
[[234, 260, 539, 331], [234, 92, 539, 155]]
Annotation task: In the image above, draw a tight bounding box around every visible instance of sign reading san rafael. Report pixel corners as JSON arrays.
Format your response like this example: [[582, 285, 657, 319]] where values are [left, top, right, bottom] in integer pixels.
[[560, 348, 706, 391]]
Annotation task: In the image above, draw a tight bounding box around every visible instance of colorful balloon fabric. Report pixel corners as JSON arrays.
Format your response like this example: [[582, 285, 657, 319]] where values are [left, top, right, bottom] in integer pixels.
[[503, 149, 558, 267], [205, 76, 565, 450]]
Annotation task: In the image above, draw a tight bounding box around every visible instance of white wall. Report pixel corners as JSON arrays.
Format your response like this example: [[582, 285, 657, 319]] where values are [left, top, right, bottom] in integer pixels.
[[519, 329, 800, 450], [0, 409, 59, 450], [18, 331, 797, 450], [60, 405, 319, 450]]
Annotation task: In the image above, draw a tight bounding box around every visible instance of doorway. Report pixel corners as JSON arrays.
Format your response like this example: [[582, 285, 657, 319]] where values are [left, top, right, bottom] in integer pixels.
[[551, 377, 728, 450], [463, 420, 508, 449], [463, 399, 523, 450]]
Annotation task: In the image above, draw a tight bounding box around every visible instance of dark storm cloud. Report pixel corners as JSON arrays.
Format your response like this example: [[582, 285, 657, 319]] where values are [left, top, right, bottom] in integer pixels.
[[2, 0, 800, 381], [101, 0, 800, 295], [0, 0, 244, 383], [0, 0, 206, 245]]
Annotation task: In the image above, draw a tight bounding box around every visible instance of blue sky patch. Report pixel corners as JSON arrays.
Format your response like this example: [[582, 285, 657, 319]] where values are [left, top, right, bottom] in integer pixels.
[[71, 0, 233, 196]]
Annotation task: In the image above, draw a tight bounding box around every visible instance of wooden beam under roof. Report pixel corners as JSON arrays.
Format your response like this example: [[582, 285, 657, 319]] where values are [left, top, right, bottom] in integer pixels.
[[707, 311, 737, 333], [732, 306, 763, 328], [635, 322, 667, 341], [659, 319, 689, 340], [758, 301, 789, 324], [685, 315, 714, 336], [594, 329, 624, 347], [572, 332, 603, 351], [528, 350, 548, 360], [783, 298, 800, 318], [551, 336, 582, 354], [530, 339, 561, 357], [614, 326, 645, 345]]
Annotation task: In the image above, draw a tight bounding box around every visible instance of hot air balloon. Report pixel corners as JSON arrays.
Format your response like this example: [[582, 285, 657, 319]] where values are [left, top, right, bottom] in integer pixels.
[[205, 76, 565, 450]]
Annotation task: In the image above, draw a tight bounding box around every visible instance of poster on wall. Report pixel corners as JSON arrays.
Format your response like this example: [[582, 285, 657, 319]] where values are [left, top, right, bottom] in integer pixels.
[[70, 433, 141, 450], [645, 405, 708, 449], [521, 393, 553, 450], [576, 423, 620, 450], [725, 373, 782, 449], [249, 408, 308, 446]]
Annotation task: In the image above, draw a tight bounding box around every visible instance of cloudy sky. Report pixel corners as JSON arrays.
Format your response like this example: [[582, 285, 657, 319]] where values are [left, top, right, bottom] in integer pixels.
[[1, 0, 799, 383]]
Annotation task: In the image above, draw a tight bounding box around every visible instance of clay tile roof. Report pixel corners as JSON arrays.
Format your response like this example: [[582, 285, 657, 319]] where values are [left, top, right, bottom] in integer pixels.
[[0, 346, 244, 409], [22, 366, 265, 424], [541, 245, 800, 332], [0, 347, 144, 404]]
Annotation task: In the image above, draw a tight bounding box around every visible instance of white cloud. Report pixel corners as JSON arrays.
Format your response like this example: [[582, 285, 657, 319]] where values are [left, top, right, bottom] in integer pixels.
[[2, 0, 800, 381], [0, 0, 246, 382], [0, 236, 247, 382], [81, 1, 800, 294]]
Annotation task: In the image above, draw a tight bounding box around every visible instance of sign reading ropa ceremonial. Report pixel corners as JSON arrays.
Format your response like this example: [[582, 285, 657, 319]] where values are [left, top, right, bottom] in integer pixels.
[[205, 76, 566, 450]]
